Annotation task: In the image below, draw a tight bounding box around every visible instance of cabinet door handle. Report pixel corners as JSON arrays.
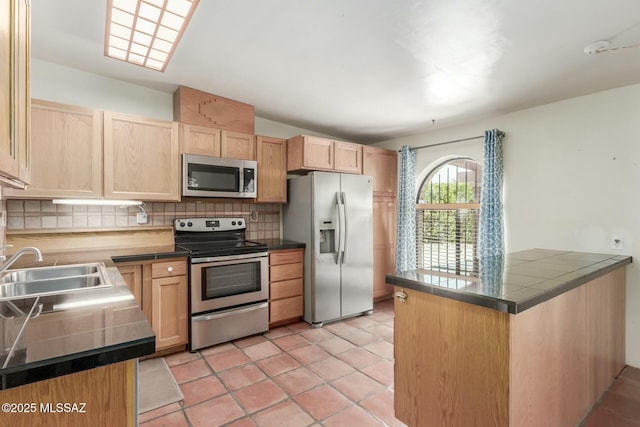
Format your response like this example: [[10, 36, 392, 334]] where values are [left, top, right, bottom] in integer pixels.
[[167, 267, 173, 272], [395, 289, 407, 304]]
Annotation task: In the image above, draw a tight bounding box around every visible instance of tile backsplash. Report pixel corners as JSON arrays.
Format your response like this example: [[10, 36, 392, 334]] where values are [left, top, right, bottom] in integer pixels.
[[6, 200, 281, 240]]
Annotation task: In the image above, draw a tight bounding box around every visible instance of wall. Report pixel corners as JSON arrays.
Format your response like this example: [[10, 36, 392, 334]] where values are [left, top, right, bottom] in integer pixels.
[[31, 59, 339, 140], [376, 83, 640, 368]]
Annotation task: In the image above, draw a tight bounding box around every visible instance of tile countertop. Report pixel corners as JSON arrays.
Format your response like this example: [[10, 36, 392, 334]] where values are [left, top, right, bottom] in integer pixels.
[[386, 249, 632, 314], [0, 246, 184, 390]]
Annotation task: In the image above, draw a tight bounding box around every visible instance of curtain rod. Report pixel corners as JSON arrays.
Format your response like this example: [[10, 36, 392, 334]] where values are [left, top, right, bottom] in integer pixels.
[[400, 130, 505, 152]]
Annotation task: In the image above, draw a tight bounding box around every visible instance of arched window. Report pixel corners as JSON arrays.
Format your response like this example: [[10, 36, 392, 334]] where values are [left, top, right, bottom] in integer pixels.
[[416, 158, 482, 275]]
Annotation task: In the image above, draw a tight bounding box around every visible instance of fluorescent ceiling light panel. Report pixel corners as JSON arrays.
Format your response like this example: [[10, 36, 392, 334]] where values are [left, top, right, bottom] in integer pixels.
[[104, 0, 199, 72]]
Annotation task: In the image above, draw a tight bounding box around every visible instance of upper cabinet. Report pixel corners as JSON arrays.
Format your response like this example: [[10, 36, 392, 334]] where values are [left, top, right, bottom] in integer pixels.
[[104, 112, 180, 201], [5, 100, 102, 198], [6, 101, 180, 202], [334, 141, 362, 174], [287, 135, 362, 174], [0, 0, 30, 187], [221, 130, 256, 160], [256, 136, 287, 203], [179, 123, 221, 157], [363, 146, 398, 196]]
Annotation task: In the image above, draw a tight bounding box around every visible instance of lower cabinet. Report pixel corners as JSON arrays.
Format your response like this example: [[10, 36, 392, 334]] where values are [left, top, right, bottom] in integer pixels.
[[269, 248, 303, 327], [116, 258, 188, 353]]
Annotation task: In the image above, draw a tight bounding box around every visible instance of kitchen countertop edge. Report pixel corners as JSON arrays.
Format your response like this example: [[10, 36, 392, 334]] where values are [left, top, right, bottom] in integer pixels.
[[386, 250, 632, 314]]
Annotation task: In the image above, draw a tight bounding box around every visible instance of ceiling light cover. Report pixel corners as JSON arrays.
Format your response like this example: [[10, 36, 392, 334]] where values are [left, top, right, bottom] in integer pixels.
[[104, 0, 199, 72]]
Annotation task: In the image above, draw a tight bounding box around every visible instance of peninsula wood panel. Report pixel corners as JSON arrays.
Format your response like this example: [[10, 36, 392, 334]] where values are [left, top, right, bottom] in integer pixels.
[[179, 123, 221, 156], [585, 268, 626, 404], [256, 135, 287, 203], [0, 359, 136, 427], [394, 287, 510, 427], [103, 112, 180, 201], [5, 100, 103, 198], [334, 141, 362, 174], [509, 285, 587, 427]]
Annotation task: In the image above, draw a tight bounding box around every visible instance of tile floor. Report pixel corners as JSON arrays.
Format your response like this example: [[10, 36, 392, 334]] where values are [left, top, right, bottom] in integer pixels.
[[140, 299, 404, 427], [140, 298, 640, 427], [581, 366, 640, 426]]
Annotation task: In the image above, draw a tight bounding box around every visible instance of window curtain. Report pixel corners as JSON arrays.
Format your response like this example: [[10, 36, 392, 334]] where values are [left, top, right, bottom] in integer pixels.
[[478, 129, 505, 258], [395, 146, 417, 271]]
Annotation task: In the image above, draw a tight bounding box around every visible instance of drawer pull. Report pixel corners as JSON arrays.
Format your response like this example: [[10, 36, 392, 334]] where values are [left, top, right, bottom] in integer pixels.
[[167, 267, 173, 272]]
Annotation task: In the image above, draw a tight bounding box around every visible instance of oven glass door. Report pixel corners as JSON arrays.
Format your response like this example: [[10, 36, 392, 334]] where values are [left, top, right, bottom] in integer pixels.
[[191, 254, 269, 314], [202, 261, 261, 299]]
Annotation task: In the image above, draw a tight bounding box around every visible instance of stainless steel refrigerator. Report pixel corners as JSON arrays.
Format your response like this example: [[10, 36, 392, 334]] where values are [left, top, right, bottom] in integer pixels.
[[282, 171, 373, 326]]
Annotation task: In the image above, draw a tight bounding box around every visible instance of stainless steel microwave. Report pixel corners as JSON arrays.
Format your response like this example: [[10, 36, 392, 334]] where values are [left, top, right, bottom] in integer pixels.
[[182, 154, 257, 198]]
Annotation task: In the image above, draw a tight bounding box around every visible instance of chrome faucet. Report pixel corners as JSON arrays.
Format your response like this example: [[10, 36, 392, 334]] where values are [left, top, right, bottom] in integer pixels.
[[0, 246, 44, 273]]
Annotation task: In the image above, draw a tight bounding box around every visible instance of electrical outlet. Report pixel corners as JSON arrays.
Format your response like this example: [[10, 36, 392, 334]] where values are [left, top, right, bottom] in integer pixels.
[[250, 211, 259, 222], [0, 210, 6, 227], [136, 212, 148, 224], [611, 235, 624, 250]]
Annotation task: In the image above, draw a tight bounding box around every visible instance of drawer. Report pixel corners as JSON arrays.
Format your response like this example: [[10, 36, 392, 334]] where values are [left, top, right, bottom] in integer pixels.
[[152, 260, 187, 278], [271, 278, 303, 300], [270, 296, 303, 324], [270, 249, 303, 266], [270, 263, 303, 282]]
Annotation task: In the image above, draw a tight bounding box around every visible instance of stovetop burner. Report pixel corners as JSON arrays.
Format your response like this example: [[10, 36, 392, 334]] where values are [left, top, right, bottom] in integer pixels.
[[174, 217, 268, 258]]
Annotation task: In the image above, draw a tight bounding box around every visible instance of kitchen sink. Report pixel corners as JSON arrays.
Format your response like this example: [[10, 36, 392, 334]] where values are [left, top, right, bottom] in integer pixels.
[[0, 263, 111, 302], [0, 264, 99, 283]]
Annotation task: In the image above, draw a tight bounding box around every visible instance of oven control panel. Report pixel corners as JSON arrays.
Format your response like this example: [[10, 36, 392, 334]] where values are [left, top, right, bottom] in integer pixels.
[[174, 217, 245, 232]]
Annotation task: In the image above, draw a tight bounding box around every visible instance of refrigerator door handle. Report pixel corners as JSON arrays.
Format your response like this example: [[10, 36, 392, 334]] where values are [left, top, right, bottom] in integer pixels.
[[336, 191, 344, 264], [341, 191, 347, 264]]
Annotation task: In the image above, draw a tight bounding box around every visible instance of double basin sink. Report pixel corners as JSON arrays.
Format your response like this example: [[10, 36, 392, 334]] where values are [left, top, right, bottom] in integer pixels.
[[0, 263, 111, 302]]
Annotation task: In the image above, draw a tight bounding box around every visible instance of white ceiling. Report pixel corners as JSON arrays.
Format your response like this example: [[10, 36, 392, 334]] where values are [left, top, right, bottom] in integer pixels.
[[31, 0, 640, 143]]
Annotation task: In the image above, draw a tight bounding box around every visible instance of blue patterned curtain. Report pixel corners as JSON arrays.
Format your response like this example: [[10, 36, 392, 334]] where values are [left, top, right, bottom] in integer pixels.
[[478, 129, 505, 258], [395, 146, 417, 271]]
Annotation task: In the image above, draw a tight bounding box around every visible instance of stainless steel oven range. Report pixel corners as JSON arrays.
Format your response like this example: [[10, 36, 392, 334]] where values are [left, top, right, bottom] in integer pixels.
[[174, 217, 269, 351]]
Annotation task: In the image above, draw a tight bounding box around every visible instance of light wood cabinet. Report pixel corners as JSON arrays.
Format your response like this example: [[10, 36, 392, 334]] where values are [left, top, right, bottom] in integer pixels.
[[287, 135, 334, 172], [287, 134, 364, 174], [117, 264, 142, 308], [0, 0, 30, 187], [269, 248, 304, 327], [334, 141, 362, 174], [104, 112, 180, 201], [179, 123, 221, 156], [117, 257, 188, 353], [363, 146, 398, 300], [221, 130, 256, 160], [363, 146, 397, 196], [5, 100, 103, 198], [256, 135, 287, 203]]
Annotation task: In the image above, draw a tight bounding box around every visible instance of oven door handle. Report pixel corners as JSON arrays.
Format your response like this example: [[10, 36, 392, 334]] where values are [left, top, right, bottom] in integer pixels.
[[192, 302, 268, 321], [191, 251, 269, 264]]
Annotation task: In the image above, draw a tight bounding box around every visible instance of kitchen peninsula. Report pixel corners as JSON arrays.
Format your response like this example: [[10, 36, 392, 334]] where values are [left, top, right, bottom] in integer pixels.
[[386, 249, 631, 427]]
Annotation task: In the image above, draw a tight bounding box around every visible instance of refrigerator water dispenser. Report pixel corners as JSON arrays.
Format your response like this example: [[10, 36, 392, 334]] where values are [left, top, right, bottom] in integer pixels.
[[319, 218, 336, 254]]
